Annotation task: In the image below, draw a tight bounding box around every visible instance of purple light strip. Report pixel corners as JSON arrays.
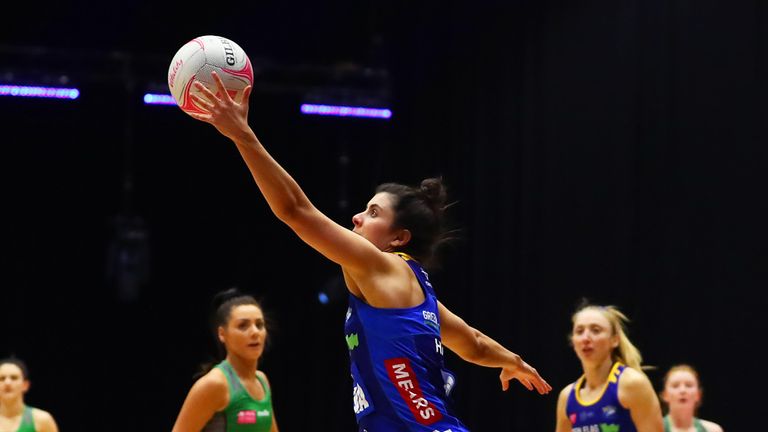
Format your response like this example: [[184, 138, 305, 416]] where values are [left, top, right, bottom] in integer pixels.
[[300, 104, 392, 119], [0, 85, 79, 100], [143, 93, 177, 105]]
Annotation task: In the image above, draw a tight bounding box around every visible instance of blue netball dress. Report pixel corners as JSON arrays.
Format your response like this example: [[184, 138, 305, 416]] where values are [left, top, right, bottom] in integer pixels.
[[344, 253, 468, 432], [566, 362, 636, 432]]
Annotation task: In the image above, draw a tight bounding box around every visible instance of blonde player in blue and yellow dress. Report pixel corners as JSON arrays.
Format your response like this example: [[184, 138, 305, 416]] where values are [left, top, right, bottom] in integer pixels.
[[186, 71, 552, 431], [172, 289, 278, 432], [555, 303, 663, 432]]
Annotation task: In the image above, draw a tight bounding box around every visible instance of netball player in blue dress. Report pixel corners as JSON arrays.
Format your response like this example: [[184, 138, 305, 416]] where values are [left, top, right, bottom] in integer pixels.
[[555, 303, 663, 432], [187, 73, 552, 431]]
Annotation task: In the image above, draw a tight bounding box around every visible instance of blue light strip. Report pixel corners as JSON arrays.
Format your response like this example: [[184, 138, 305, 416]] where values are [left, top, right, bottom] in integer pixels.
[[0, 85, 79, 100], [141, 96, 392, 120], [143, 93, 176, 105], [300, 104, 392, 119]]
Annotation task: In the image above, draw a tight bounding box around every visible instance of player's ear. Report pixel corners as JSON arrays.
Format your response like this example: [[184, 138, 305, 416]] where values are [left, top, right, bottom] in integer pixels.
[[390, 229, 411, 248]]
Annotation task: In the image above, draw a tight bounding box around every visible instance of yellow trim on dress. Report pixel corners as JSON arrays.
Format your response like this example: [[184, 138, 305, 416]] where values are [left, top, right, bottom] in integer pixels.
[[393, 251, 414, 261], [573, 362, 623, 407]]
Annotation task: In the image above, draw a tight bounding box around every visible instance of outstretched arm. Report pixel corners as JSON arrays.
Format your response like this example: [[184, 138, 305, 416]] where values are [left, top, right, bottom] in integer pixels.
[[437, 301, 551, 394], [187, 73, 397, 296]]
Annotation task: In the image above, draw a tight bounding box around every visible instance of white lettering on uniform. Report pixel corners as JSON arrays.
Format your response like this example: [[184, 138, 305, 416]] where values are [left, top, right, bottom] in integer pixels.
[[353, 383, 369, 414], [423, 310, 438, 325], [435, 338, 443, 355], [414, 397, 429, 408], [392, 363, 408, 379], [388, 360, 442, 422]]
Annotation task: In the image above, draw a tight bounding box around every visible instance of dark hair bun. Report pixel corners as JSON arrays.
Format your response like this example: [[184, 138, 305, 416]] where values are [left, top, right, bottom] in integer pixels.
[[212, 287, 243, 310], [419, 177, 447, 210]]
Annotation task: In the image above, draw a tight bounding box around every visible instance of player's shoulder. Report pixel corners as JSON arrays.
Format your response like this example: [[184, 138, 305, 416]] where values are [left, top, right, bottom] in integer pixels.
[[31, 408, 57, 431], [618, 366, 651, 387], [256, 370, 272, 389], [617, 367, 657, 408], [187, 367, 230, 411], [558, 382, 575, 401], [195, 367, 229, 393], [701, 419, 724, 432]]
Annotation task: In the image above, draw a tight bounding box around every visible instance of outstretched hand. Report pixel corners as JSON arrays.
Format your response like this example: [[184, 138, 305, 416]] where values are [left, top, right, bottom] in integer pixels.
[[499, 360, 552, 395], [188, 71, 254, 142]]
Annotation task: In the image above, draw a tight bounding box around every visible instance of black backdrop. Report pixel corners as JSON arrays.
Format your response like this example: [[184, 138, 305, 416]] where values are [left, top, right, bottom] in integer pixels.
[[1, 1, 765, 430]]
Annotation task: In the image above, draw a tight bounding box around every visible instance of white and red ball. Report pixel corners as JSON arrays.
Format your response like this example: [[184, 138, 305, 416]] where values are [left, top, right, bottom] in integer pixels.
[[167, 35, 253, 115]]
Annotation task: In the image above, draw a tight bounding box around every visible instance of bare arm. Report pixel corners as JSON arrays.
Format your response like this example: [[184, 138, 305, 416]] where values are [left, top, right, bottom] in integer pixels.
[[437, 301, 551, 394], [32, 409, 59, 432], [618, 368, 664, 432], [257, 371, 280, 432], [189, 74, 398, 300], [555, 385, 574, 432], [271, 412, 280, 432], [172, 370, 228, 432]]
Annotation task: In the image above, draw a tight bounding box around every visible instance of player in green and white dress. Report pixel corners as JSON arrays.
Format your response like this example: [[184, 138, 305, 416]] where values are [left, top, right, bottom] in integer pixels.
[[172, 289, 278, 432], [0, 358, 59, 432], [661, 365, 723, 432]]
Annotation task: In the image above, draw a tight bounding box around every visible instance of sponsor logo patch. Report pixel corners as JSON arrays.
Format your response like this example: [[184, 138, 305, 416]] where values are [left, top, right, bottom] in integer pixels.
[[237, 410, 257, 424], [384, 357, 443, 425]]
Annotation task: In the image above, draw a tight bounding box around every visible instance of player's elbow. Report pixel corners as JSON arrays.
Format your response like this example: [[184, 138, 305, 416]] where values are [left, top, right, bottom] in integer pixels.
[[459, 329, 489, 363], [273, 199, 311, 226]]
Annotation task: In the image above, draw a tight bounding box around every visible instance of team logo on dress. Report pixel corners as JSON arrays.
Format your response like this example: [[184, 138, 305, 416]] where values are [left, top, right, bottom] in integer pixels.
[[353, 383, 370, 414], [384, 357, 443, 425], [441, 370, 455, 396], [602, 405, 617, 417], [422, 310, 439, 329], [237, 410, 257, 424], [346, 333, 359, 350], [571, 424, 620, 432]]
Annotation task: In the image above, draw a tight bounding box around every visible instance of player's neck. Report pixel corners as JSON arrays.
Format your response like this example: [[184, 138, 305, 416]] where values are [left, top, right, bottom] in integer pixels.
[[582, 358, 614, 390], [668, 408, 696, 429], [0, 398, 24, 417], [226, 354, 259, 379]]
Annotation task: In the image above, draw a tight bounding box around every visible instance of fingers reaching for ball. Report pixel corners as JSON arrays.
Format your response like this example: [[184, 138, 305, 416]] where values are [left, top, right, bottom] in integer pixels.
[[193, 80, 218, 104], [190, 92, 214, 111], [210, 71, 232, 102]]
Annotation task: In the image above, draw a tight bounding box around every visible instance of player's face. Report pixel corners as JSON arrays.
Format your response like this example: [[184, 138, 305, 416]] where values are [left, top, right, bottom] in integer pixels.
[[662, 370, 701, 410], [571, 308, 618, 366], [219, 304, 267, 361], [351, 192, 400, 251], [0, 363, 29, 402]]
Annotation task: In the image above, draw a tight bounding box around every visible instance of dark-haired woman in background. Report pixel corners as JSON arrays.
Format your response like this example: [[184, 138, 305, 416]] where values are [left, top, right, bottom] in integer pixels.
[[172, 289, 278, 432], [184, 73, 551, 431], [0, 358, 59, 432]]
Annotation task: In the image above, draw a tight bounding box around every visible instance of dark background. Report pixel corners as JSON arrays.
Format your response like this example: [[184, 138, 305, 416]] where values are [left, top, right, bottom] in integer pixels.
[[1, 1, 765, 430]]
